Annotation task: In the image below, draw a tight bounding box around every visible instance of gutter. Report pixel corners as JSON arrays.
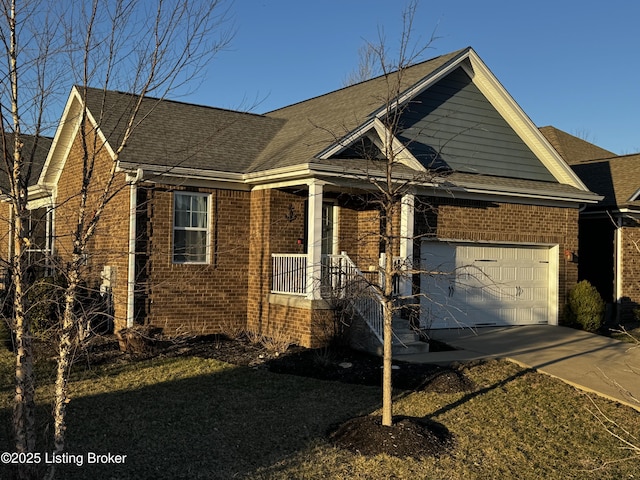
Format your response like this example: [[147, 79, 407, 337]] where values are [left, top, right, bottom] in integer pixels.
[[119, 158, 602, 205]]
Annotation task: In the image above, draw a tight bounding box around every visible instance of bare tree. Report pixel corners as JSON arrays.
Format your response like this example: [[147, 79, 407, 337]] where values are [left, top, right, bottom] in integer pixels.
[[343, 43, 380, 87], [0, 2, 67, 474], [0, 1, 232, 478], [340, 0, 440, 427]]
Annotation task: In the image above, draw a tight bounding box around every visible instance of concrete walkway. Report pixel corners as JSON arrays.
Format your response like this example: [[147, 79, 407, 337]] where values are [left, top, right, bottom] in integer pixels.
[[396, 325, 640, 411]]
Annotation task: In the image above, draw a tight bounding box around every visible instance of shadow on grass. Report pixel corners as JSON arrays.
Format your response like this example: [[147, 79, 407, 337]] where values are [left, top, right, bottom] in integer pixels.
[[0, 362, 381, 480], [424, 364, 535, 420]]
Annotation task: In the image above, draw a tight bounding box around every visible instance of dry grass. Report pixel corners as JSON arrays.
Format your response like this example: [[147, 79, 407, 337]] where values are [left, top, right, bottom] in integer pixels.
[[0, 350, 639, 479], [243, 327, 293, 354]]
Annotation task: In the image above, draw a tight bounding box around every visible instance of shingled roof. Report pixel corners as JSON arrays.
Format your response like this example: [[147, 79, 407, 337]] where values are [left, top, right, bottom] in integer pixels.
[[539, 126, 616, 165], [251, 48, 467, 172], [82, 88, 284, 174], [80, 49, 467, 176], [59, 49, 600, 204], [0, 134, 52, 193], [571, 154, 640, 209]]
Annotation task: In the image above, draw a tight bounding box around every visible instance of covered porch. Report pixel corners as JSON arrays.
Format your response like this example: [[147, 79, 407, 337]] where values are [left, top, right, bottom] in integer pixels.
[[264, 178, 415, 345]]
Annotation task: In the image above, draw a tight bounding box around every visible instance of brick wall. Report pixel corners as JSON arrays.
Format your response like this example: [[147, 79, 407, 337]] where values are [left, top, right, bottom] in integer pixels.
[[247, 189, 310, 343], [620, 223, 640, 322], [266, 301, 334, 348], [245, 189, 582, 347], [415, 197, 579, 311], [0, 202, 11, 266], [52, 123, 255, 336], [143, 186, 251, 335], [54, 127, 130, 329]]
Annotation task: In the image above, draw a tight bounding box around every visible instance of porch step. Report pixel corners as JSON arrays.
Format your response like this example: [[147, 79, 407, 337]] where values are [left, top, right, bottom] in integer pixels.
[[348, 313, 431, 357], [392, 319, 419, 342], [388, 320, 431, 356], [392, 339, 431, 355]]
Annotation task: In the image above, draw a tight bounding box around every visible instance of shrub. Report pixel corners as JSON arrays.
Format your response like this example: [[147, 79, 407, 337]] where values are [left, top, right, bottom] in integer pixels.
[[564, 280, 605, 332], [116, 325, 162, 354], [25, 276, 67, 338]]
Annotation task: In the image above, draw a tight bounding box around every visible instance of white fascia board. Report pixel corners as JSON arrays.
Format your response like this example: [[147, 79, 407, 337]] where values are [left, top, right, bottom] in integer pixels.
[[628, 188, 640, 202], [38, 88, 82, 187], [27, 184, 52, 201], [39, 86, 118, 189], [249, 161, 437, 190], [373, 48, 471, 120], [464, 49, 590, 192], [118, 162, 244, 181], [118, 162, 249, 190], [617, 208, 640, 216], [370, 118, 425, 172], [429, 177, 600, 205]]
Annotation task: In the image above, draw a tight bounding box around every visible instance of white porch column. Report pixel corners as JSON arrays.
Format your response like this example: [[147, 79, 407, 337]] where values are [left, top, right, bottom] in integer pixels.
[[399, 193, 415, 298], [306, 180, 324, 299]]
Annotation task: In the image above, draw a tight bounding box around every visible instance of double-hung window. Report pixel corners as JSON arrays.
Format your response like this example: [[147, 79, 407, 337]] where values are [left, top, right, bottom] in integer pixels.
[[25, 206, 53, 274], [173, 192, 210, 263]]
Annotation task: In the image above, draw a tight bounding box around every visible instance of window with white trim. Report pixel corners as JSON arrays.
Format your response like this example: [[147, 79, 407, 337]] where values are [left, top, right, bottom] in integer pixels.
[[173, 192, 210, 263], [25, 206, 53, 274]]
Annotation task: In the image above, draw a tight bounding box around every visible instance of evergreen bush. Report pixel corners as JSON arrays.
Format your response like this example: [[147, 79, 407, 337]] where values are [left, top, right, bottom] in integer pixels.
[[564, 280, 605, 332], [25, 276, 67, 338]]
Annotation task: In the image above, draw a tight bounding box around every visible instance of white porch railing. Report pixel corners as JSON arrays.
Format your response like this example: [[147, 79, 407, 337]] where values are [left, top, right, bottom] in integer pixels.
[[271, 252, 386, 342], [271, 254, 307, 295], [325, 253, 385, 343]]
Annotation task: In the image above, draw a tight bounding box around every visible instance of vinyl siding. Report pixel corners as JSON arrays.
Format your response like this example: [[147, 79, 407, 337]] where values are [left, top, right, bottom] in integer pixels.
[[398, 67, 556, 182]]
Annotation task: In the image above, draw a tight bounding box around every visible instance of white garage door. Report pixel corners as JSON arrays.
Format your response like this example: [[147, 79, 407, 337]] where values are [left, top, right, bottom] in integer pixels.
[[420, 242, 553, 328]]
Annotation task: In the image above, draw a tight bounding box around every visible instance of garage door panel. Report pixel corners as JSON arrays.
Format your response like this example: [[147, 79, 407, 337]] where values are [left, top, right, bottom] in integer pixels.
[[420, 242, 551, 328]]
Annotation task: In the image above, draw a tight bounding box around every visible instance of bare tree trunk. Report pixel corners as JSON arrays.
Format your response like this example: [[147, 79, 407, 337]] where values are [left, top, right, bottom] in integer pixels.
[[381, 200, 397, 427], [46, 267, 80, 480], [7, 0, 38, 472], [12, 219, 37, 480], [381, 293, 394, 426]]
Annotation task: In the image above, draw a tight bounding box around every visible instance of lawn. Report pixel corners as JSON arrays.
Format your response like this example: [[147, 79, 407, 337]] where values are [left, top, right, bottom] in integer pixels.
[[0, 344, 639, 479]]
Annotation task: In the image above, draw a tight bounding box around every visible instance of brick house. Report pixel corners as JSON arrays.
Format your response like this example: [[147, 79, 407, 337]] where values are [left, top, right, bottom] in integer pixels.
[[541, 126, 640, 323], [7, 47, 600, 349]]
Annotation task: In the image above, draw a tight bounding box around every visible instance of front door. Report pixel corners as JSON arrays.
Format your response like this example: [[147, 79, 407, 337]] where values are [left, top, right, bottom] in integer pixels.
[[321, 202, 335, 256], [320, 202, 338, 296]]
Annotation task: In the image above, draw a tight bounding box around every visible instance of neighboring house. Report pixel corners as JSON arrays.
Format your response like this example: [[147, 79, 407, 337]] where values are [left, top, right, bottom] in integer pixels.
[[542, 126, 640, 323], [0, 134, 53, 282], [1, 47, 600, 349]]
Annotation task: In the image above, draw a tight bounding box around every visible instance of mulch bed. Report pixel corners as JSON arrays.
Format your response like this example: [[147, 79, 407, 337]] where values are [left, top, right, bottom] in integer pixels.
[[329, 415, 455, 458]]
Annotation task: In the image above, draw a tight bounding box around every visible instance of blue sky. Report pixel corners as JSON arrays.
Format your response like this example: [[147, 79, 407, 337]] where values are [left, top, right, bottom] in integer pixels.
[[181, 0, 640, 155]]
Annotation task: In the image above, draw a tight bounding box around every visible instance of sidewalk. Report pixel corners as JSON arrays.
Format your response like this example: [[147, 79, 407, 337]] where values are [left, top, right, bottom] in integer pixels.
[[396, 325, 640, 411]]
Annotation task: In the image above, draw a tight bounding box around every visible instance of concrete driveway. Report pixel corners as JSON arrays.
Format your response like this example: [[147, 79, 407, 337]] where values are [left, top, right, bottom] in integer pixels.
[[397, 325, 640, 411]]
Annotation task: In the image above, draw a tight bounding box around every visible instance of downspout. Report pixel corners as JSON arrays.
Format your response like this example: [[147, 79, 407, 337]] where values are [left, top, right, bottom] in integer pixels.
[[615, 215, 623, 324], [126, 169, 143, 328]]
